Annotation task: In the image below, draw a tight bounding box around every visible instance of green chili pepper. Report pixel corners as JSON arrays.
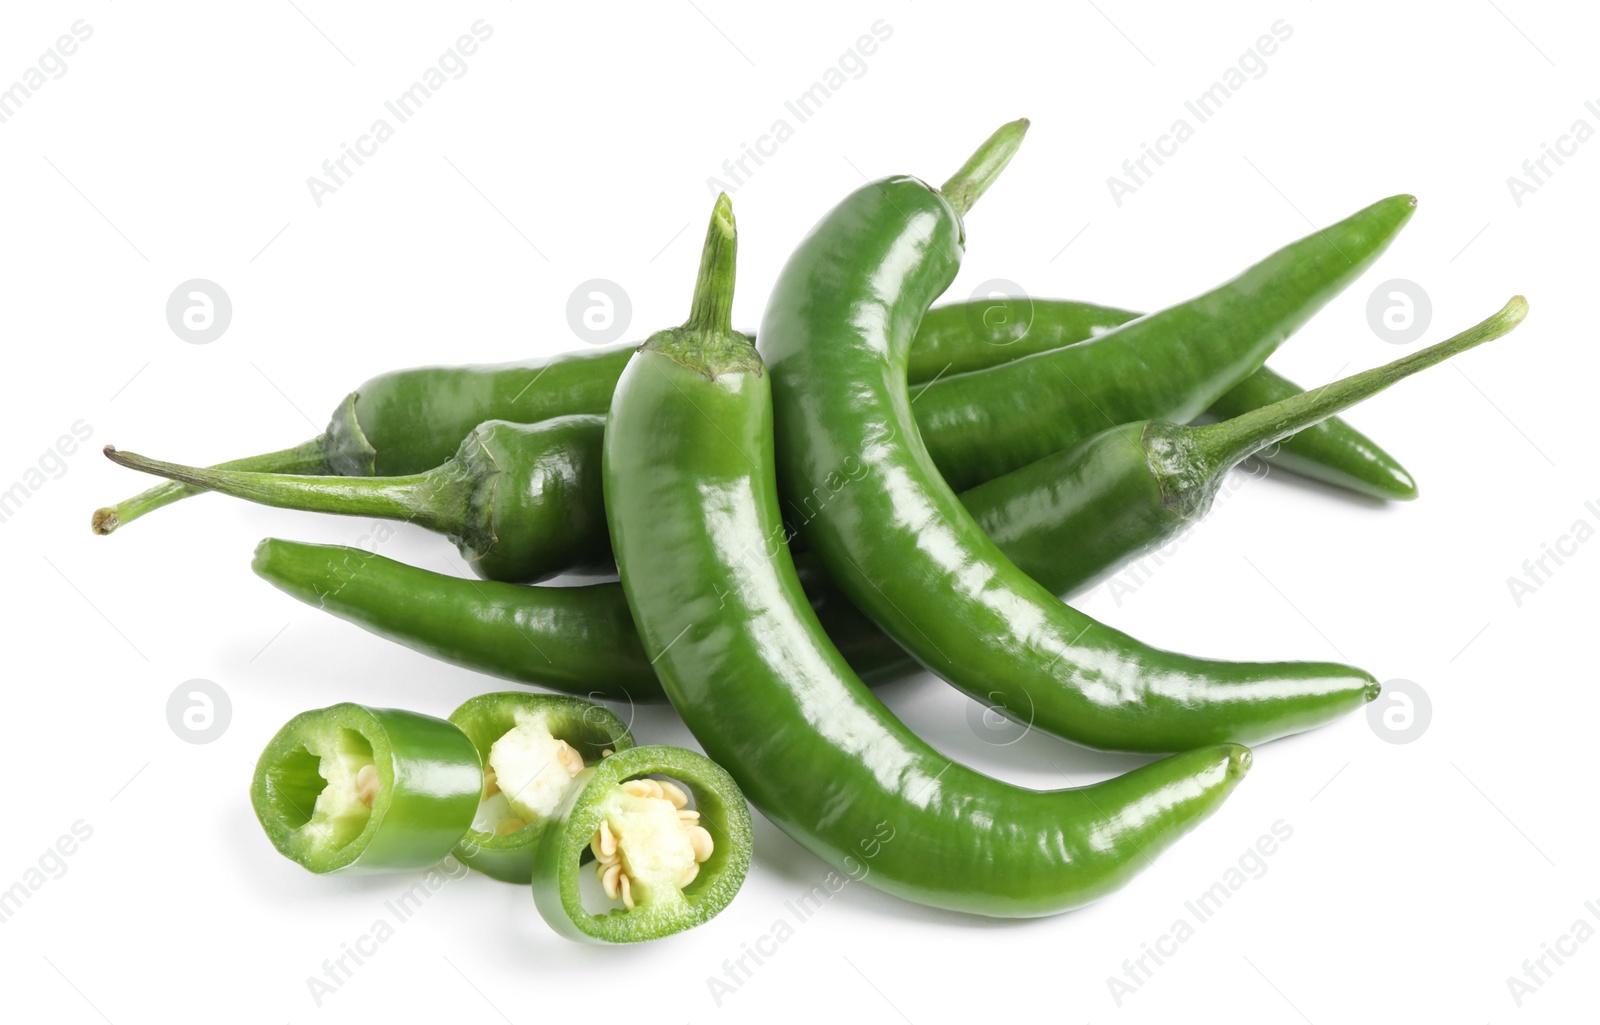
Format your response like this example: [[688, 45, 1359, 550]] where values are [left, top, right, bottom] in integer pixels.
[[604, 187, 1250, 917], [250, 538, 911, 701], [759, 121, 1387, 753], [532, 744, 753, 943], [94, 199, 1414, 535], [919, 300, 1417, 500], [251, 703, 482, 874], [909, 192, 1418, 493], [247, 302, 1505, 698], [448, 692, 634, 884], [970, 298, 1526, 594], [107, 415, 607, 584]]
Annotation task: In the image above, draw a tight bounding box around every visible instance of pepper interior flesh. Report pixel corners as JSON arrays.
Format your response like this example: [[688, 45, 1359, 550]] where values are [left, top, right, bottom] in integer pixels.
[[589, 777, 714, 910], [474, 709, 588, 836]]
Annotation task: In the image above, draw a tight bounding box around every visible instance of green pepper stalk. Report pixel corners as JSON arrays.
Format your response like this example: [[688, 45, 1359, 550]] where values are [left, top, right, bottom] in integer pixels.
[[533, 745, 753, 943], [605, 187, 1250, 917], [105, 415, 607, 584], [94, 192, 1416, 535], [251, 703, 482, 874], [448, 693, 635, 884]]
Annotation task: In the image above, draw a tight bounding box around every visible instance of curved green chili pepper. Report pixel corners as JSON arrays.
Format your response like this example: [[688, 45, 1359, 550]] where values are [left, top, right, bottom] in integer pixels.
[[94, 199, 1415, 536], [532, 744, 753, 943], [448, 692, 635, 884], [604, 188, 1250, 917], [251, 703, 482, 874], [758, 122, 1381, 753]]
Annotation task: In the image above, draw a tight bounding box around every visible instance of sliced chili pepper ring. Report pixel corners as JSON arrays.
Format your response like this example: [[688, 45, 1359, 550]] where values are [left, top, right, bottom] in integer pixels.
[[533, 745, 752, 943], [449, 693, 635, 884], [250, 703, 482, 874]]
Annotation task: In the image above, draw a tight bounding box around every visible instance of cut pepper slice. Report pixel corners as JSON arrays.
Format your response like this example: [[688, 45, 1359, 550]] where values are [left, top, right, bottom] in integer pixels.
[[251, 703, 482, 874], [533, 745, 752, 943], [448, 693, 635, 884]]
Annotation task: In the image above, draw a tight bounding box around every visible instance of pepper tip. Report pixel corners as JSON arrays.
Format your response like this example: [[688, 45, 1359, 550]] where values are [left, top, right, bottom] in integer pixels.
[[91, 507, 119, 535]]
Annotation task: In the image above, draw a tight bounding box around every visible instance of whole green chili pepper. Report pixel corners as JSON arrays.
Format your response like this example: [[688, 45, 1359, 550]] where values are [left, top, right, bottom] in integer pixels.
[[532, 744, 753, 943], [251, 702, 482, 874], [759, 121, 1384, 753], [448, 692, 634, 884], [94, 199, 1413, 535], [604, 188, 1250, 917], [909, 192, 1418, 492], [247, 301, 1509, 697], [250, 537, 911, 700], [107, 415, 608, 584]]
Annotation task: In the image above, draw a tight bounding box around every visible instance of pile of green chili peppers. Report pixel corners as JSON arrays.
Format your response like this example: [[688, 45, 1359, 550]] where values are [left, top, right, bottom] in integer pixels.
[[100, 119, 1528, 942]]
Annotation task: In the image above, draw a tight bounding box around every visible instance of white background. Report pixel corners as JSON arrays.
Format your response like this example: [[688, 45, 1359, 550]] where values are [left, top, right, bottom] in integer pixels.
[[1, 1, 1593, 1021]]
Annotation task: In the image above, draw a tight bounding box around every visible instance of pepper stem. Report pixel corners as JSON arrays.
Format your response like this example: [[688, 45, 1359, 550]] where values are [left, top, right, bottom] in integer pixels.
[[1186, 296, 1529, 474], [643, 194, 755, 378], [92, 437, 330, 535], [101, 446, 471, 537], [685, 192, 737, 337], [940, 118, 1030, 218]]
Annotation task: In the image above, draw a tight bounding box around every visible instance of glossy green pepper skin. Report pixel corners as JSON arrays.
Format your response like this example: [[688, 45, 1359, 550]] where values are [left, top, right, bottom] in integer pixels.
[[532, 745, 753, 943], [757, 134, 1378, 754], [910, 194, 1418, 492], [604, 191, 1252, 916], [250, 539, 913, 701], [448, 692, 634, 884], [250, 703, 482, 874]]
